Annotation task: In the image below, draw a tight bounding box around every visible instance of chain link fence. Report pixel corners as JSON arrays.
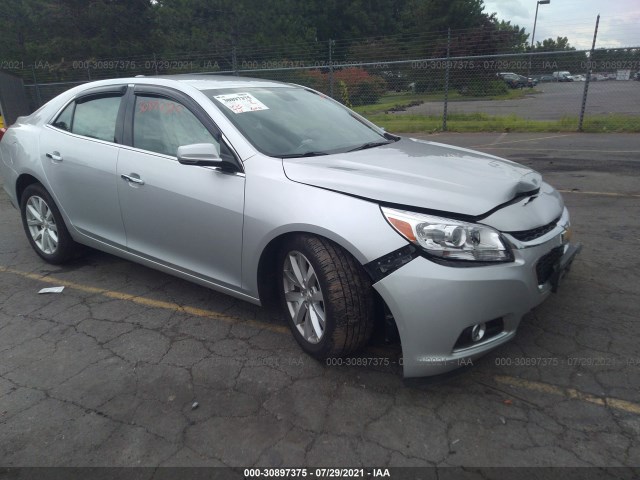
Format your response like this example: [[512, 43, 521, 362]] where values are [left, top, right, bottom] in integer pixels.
[[9, 27, 640, 133]]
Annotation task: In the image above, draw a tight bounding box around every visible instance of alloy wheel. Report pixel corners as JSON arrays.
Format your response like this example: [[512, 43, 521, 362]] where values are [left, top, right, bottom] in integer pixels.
[[282, 250, 326, 344], [25, 195, 58, 255]]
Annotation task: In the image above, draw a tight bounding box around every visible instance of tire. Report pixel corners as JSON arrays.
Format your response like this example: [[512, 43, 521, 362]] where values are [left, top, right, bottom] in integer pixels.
[[20, 183, 77, 264], [277, 234, 374, 359]]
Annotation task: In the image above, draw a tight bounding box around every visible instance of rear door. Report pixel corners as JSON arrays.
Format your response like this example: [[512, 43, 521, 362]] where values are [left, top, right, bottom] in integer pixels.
[[39, 85, 128, 247], [116, 85, 245, 289]]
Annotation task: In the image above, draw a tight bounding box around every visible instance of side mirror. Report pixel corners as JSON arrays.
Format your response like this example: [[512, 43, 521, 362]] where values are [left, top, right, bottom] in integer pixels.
[[177, 143, 222, 167], [178, 143, 240, 173]]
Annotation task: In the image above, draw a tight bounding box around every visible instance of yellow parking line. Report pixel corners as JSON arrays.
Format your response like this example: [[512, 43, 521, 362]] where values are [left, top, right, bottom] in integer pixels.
[[2, 265, 639, 415], [494, 375, 640, 415], [0, 265, 289, 334], [558, 189, 640, 198]]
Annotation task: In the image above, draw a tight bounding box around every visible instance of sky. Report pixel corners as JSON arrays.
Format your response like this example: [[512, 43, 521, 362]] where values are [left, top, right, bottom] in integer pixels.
[[483, 0, 640, 50]]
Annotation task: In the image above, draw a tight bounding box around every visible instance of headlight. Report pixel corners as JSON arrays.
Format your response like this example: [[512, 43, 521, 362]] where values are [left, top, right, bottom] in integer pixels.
[[381, 207, 512, 262]]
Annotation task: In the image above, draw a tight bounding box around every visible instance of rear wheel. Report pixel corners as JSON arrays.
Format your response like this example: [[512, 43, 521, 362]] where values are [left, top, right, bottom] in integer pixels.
[[20, 183, 77, 264], [278, 235, 374, 359]]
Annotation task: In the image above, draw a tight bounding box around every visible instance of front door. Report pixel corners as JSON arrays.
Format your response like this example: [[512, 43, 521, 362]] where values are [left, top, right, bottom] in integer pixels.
[[116, 90, 245, 289]]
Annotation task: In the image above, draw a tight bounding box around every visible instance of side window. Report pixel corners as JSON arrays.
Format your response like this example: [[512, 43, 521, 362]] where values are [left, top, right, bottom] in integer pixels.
[[72, 95, 122, 142], [52, 102, 74, 131], [133, 95, 223, 158]]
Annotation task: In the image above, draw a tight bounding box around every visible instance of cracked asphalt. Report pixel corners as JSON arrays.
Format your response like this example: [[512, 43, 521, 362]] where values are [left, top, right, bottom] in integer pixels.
[[0, 133, 639, 468]]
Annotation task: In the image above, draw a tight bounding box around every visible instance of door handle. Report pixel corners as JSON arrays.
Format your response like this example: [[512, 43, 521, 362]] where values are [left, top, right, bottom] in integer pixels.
[[46, 152, 63, 162], [121, 173, 145, 185]]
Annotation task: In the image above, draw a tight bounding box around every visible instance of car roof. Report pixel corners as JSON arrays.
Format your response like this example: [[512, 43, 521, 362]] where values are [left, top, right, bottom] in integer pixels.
[[26, 74, 305, 129], [152, 74, 293, 91]]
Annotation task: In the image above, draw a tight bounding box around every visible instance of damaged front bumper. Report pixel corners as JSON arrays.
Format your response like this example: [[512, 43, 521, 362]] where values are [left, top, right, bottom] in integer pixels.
[[372, 210, 581, 378]]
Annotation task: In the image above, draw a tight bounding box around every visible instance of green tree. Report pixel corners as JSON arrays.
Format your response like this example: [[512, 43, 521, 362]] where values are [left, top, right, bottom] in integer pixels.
[[533, 36, 575, 51], [0, 1, 156, 64], [0, 0, 49, 61]]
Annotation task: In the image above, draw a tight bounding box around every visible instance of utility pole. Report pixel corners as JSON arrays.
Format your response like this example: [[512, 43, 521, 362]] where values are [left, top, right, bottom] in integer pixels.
[[329, 39, 335, 98], [579, 14, 600, 132], [443, 28, 451, 131]]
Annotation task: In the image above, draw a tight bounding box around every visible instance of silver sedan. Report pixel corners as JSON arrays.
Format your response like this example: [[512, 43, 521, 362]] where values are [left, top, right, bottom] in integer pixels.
[[0, 76, 581, 377]]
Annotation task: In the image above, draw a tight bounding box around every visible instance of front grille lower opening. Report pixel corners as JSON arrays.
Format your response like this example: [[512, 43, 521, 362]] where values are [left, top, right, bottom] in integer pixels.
[[536, 246, 564, 286]]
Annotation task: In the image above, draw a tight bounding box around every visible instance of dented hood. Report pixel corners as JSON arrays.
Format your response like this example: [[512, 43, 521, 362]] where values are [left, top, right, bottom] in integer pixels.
[[283, 137, 542, 217]]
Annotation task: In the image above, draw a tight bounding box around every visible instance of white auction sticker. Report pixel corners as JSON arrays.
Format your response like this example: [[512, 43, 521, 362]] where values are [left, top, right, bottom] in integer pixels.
[[214, 92, 269, 114]]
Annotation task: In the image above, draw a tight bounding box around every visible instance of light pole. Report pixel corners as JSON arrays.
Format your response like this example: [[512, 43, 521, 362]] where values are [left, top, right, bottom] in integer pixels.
[[528, 0, 550, 77], [531, 0, 550, 50]]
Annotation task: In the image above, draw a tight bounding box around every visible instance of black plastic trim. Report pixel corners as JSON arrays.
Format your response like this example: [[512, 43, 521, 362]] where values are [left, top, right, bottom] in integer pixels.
[[76, 85, 127, 104], [364, 239, 514, 282], [506, 216, 560, 242], [364, 245, 420, 282]]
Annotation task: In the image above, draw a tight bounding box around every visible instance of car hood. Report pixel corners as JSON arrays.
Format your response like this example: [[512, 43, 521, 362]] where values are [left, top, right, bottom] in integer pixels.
[[282, 137, 542, 217]]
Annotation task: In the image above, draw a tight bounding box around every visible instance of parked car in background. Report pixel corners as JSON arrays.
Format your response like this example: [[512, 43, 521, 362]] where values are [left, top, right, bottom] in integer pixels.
[[570, 74, 586, 81], [0, 75, 581, 378], [535, 74, 556, 83], [502, 74, 524, 88], [499, 73, 536, 89], [380, 70, 408, 92], [552, 71, 573, 82]]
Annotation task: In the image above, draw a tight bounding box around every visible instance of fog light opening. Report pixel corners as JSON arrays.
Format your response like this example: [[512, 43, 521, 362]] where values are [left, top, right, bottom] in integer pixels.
[[471, 322, 487, 342], [453, 318, 504, 351]]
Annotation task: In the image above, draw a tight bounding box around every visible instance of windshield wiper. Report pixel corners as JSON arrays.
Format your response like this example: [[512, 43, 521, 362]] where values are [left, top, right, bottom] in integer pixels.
[[347, 140, 393, 152], [279, 151, 329, 158]]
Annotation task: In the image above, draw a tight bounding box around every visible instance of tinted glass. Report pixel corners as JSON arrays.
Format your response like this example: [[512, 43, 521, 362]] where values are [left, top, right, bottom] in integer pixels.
[[133, 95, 219, 157], [72, 96, 121, 142], [203, 87, 386, 157], [52, 102, 74, 131]]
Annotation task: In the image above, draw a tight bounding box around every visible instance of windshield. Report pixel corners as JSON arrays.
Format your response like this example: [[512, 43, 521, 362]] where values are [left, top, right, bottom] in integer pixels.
[[202, 87, 388, 157]]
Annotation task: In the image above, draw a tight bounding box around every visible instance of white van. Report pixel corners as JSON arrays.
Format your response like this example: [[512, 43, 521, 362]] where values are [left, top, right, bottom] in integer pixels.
[[552, 71, 572, 82]]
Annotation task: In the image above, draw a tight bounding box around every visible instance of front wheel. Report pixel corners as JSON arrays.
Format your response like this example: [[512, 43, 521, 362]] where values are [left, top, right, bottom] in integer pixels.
[[20, 183, 77, 264], [278, 235, 374, 359]]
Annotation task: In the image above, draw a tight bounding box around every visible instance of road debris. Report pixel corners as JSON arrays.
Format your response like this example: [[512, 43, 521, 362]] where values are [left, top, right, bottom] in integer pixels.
[[38, 286, 65, 294]]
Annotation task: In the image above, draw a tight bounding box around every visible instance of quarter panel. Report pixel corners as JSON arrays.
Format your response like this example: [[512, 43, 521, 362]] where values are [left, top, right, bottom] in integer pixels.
[[0, 134, 19, 206], [1, 124, 52, 209]]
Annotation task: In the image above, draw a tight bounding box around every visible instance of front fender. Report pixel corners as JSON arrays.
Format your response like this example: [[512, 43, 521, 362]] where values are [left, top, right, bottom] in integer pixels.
[[241, 155, 407, 298]]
